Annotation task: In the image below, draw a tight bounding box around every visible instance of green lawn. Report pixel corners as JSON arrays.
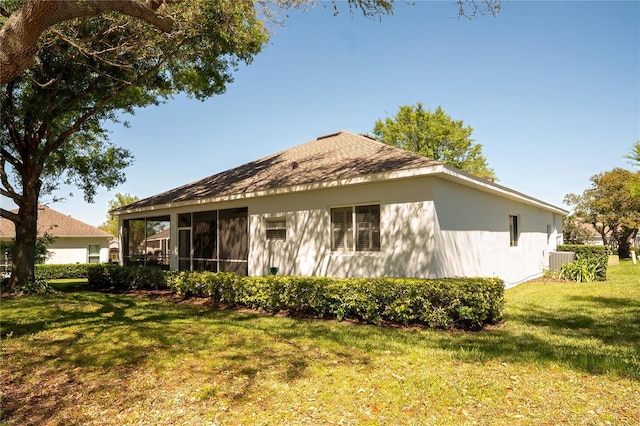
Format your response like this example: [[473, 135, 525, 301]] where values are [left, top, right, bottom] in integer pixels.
[[1, 263, 638, 425]]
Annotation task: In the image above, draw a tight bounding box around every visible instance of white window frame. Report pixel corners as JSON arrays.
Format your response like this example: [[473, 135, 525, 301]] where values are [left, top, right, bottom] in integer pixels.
[[331, 204, 380, 252], [88, 244, 101, 263]]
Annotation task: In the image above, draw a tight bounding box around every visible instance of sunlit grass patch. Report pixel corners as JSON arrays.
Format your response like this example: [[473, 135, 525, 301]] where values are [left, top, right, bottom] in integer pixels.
[[1, 263, 638, 425]]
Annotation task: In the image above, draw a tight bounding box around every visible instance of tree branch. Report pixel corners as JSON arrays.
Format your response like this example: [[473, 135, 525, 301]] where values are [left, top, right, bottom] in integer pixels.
[[1, 0, 178, 85], [0, 207, 20, 225], [1, 147, 21, 170], [0, 154, 20, 201]]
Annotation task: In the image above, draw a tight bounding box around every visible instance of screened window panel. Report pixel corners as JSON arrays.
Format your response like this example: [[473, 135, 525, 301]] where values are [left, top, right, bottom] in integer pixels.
[[193, 259, 217, 272], [219, 208, 248, 261], [219, 260, 248, 275], [178, 229, 191, 271], [178, 213, 191, 228], [331, 207, 353, 251], [193, 210, 217, 261]]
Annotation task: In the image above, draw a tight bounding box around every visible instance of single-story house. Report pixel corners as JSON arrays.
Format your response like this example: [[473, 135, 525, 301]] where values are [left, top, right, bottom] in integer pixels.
[[0, 205, 112, 264], [113, 131, 568, 287]]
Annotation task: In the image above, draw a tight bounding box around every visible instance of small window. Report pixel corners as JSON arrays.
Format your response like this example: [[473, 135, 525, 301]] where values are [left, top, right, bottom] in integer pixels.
[[331, 205, 380, 252], [88, 245, 101, 263], [266, 218, 286, 241], [509, 215, 519, 247]]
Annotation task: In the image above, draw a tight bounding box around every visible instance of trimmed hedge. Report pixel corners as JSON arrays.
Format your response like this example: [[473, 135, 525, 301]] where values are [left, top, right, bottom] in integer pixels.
[[166, 271, 505, 330], [88, 265, 504, 329], [557, 244, 607, 281], [34, 263, 91, 280], [87, 264, 167, 291]]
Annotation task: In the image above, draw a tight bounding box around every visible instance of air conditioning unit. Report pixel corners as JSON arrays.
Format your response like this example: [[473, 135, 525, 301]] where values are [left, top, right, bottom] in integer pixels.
[[549, 251, 576, 272]]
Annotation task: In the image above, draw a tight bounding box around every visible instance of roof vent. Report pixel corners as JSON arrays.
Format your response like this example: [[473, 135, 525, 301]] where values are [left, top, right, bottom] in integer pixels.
[[291, 161, 299, 170], [316, 131, 342, 140]]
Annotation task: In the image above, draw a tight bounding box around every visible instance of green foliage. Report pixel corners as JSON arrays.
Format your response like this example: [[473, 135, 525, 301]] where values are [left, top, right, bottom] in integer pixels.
[[564, 168, 640, 258], [627, 141, 640, 198], [87, 264, 167, 291], [2, 262, 639, 425], [165, 272, 505, 330], [557, 245, 608, 281], [34, 264, 91, 280], [0, 0, 271, 288], [371, 103, 496, 179], [562, 214, 596, 244], [559, 257, 602, 283], [1, 233, 55, 265], [1, 275, 51, 294], [99, 193, 139, 236], [625, 141, 640, 166]]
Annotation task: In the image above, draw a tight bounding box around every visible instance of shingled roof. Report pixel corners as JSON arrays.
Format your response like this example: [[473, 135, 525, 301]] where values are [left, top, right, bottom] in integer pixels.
[[0, 205, 111, 238], [116, 131, 441, 211]]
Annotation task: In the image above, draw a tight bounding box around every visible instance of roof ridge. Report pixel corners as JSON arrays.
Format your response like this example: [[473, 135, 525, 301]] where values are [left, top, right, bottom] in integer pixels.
[[114, 130, 442, 212]]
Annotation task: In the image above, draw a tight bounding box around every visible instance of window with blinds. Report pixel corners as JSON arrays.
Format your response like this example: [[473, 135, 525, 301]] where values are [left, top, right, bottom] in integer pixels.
[[331, 205, 380, 252], [266, 218, 286, 241]]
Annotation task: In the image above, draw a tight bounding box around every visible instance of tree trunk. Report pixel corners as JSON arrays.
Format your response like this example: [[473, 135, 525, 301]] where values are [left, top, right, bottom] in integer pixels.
[[617, 230, 634, 259], [7, 182, 40, 291]]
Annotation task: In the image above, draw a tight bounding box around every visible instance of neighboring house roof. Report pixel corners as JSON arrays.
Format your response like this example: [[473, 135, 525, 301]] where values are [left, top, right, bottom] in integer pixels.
[[580, 222, 607, 238], [113, 130, 568, 216], [147, 228, 170, 241], [0, 205, 111, 239]]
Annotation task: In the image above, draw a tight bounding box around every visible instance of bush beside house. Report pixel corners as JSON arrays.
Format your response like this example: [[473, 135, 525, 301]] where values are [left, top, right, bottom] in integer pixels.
[[85, 266, 504, 330], [35, 264, 91, 280], [557, 244, 608, 281]]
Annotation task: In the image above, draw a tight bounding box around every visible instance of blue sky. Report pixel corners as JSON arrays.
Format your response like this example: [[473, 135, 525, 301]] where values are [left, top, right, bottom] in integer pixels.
[[46, 0, 639, 227]]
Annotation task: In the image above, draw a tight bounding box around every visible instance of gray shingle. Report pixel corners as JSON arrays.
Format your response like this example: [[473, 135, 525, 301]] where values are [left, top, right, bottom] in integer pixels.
[[119, 131, 440, 210]]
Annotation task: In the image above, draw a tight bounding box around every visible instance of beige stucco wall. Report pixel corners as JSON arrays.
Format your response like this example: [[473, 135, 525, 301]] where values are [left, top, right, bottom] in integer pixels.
[[248, 177, 437, 279], [248, 175, 562, 287], [46, 237, 110, 264], [118, 174, 563, 287], [431, 179, 562, 286]]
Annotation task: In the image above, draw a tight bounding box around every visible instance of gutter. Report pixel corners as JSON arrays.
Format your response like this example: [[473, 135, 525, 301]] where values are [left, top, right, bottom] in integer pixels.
[[112, 164, 568, 217]]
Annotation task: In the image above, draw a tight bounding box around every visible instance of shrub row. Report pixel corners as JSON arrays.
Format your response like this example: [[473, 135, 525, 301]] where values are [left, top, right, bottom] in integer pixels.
[[35, 263, 91, 280], [87, 264, 167, 291], [165, 271, 505, 330], [556, 244, 607, 281]]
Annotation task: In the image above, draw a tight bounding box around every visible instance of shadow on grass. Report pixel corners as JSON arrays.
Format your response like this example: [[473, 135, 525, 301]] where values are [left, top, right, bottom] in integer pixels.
[[436, 292, 640, 380], [2, 290, 353, 424], [2, 285, 639, 424]]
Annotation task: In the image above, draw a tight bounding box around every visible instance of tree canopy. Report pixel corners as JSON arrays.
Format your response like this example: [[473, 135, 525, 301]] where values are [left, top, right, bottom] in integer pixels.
[[562, 215, 597, 245], [99, 193, 140, 237], [1, 0, 278, 289], [371, 103, 496, 179], [564, 168, 640, 258], [626, 141, 640, 198]]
